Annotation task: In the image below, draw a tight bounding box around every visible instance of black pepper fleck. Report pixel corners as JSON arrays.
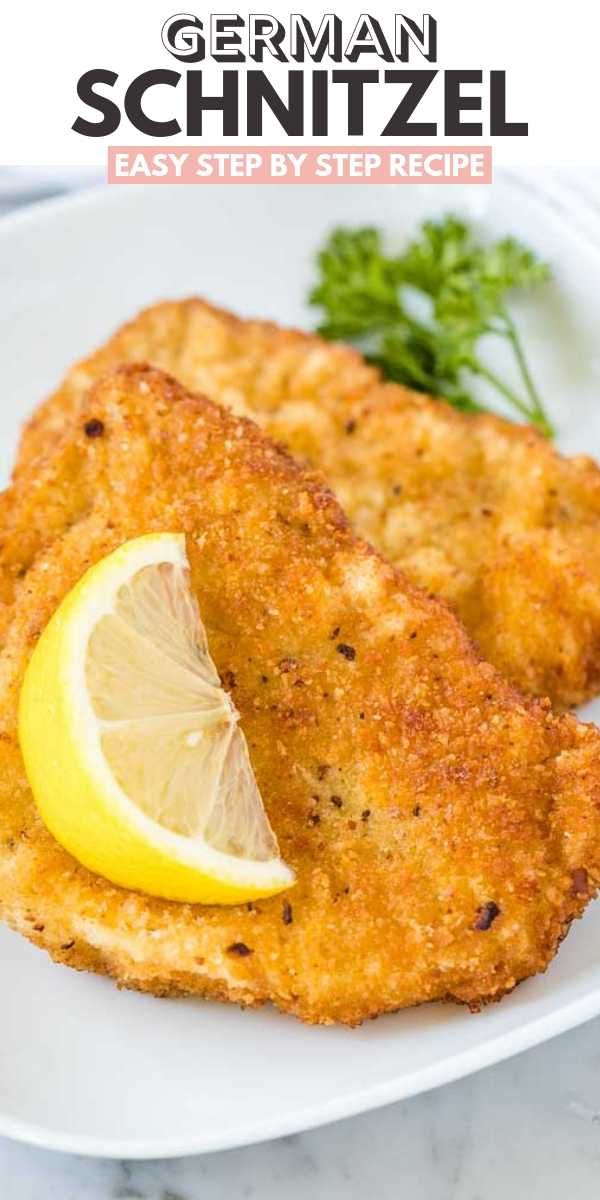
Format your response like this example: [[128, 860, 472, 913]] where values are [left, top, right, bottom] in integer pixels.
[[84, 418, 104, 438], [413, 804, 421, 817], [473, 902, 500, 931], [361, 809, 371, 822], [337, 643, 356, 661], [345, 419, 357, 434], [227, 942, 253, 956], [308, 812, 321, 827], [61, 940, 75, 951], [282, 901, 293, 925], [330, 626, 341, 640], [330, 794, 343, 808]]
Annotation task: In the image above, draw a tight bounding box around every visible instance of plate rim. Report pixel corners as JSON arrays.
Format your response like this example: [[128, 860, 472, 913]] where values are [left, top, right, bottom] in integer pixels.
[[1, 983, 600, 1159], [2, 168, 600, 264]]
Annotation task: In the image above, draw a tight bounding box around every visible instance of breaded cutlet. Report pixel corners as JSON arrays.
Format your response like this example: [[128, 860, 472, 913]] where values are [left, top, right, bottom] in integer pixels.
[[16, 299, 600, 709], [2, 365, 600, 1025]]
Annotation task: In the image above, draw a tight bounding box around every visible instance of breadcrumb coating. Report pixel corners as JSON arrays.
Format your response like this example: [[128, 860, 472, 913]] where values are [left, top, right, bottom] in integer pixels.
[[2, 365, 600, 1025], [16, 299, 600, 708]]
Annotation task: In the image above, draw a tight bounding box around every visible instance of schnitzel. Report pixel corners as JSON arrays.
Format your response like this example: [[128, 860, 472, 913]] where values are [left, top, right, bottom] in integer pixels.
[[2, 364, 600, 1024], [16, 300, 600, 710]]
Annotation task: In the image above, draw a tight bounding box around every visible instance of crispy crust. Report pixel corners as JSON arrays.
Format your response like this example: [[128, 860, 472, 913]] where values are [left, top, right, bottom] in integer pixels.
[[15, 298, 600, 709], [2, 365, 600, 1024]]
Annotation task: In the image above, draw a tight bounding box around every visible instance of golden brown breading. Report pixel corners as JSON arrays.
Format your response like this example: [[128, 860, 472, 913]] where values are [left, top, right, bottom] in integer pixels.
[[17, 300, 600, 709], [2, 364, 600, 1025]]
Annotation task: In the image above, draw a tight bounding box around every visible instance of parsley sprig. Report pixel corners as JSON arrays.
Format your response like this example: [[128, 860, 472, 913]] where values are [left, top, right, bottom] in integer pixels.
[[309, 216, 553, 437]]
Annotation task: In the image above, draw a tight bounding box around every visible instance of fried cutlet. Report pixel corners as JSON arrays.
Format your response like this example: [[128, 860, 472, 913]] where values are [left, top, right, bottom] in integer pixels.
[[2, 364, 600, 1025], [15, 300, 600, 710]]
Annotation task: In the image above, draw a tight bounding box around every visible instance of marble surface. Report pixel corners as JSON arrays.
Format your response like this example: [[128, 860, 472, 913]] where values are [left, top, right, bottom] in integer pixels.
[[3, 168, 600, 1196], [1, 1013, 600, 1198]]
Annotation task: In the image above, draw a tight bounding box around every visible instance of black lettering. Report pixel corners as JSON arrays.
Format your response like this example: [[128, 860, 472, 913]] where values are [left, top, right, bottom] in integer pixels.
[[490, 71, 528, 135], [72, 69, 120, 138], [444, 70, 482, 135], [396, 16, 437, 63], [162, 14, 205, 63], [381, 70, 438, 136], [247, 71, 304, 136], [312, 70, 328, 135], [211, 14, 244, 62], [186, 71, 239, 135], [250, 16, 287, 62], [331, 70, 378, 136], [346, 16, 393, 63], [124, 70, 181, 137], [290, 14, 342, 62]]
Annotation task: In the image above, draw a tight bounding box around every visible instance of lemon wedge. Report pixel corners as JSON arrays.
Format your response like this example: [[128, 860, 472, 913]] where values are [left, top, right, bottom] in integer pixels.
[[18, 533, 294, 904]]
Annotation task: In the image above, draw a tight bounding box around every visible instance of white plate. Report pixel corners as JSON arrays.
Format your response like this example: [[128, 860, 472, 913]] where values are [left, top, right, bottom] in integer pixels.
[[2, 174, 600, 1159]]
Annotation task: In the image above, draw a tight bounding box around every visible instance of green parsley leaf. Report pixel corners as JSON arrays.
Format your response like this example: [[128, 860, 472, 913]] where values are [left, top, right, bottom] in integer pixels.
[[309, 216, 553, 437]]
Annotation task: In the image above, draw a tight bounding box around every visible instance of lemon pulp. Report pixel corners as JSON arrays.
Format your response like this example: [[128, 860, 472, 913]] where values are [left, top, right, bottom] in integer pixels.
[[19, 533, 294, 903]]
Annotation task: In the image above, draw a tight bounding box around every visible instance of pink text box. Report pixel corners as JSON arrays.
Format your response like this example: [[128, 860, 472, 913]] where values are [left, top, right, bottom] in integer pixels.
[[108, 146, 492, 185]]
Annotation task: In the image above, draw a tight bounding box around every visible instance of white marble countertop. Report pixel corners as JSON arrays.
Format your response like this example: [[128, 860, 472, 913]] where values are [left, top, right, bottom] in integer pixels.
[[3, 167, 600, 1198], [2, 1013, 600, 1198]]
